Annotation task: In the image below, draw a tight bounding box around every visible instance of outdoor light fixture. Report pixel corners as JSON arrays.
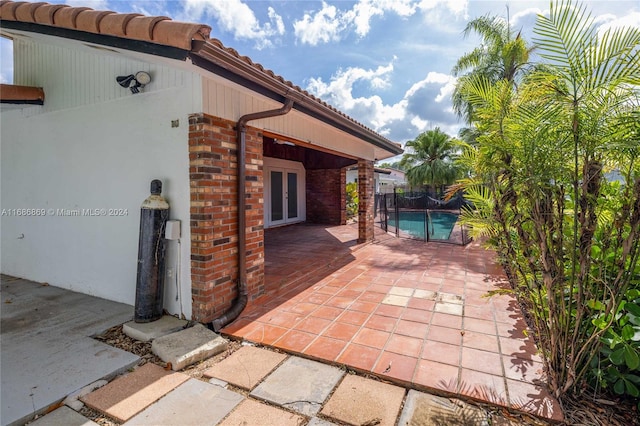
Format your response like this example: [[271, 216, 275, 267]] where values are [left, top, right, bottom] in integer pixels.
[[273, 138, 295, 146], [116, 71, 151, 94]]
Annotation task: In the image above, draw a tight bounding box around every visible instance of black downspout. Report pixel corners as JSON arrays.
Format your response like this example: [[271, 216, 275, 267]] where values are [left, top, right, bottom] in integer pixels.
[[209, 98, 294, 333]]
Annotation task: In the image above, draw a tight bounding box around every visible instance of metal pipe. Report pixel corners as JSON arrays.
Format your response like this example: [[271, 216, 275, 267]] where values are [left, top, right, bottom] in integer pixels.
[[209, 98, 294, 332]]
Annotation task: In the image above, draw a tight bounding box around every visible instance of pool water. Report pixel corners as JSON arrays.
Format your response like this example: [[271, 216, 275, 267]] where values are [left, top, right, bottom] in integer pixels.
[[388, 211, 458, 240]]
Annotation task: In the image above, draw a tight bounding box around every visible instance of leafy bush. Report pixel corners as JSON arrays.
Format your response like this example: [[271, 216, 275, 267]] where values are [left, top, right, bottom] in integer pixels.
[[451, 0, 640, 402], [346, 182, 358, 219], [589, 287, 640, 408]]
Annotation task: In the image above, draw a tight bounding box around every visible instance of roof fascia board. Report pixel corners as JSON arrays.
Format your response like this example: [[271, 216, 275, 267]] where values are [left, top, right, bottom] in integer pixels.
[[0, 20, 190, 61]]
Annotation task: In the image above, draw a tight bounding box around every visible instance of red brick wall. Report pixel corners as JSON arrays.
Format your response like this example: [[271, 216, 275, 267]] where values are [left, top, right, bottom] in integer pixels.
[[188, 113, 264, 323], [358, 160, 374, 243], [306, 168, 346, 225]]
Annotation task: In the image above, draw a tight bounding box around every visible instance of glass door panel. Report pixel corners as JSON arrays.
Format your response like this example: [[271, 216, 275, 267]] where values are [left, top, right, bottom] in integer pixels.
[[270, 170, 284, 222], [287, 172, 298, 219]]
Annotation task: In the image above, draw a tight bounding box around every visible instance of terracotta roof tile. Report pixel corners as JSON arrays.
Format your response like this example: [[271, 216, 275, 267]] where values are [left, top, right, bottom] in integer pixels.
[[14, 2, 45, 22], [0, 0, 210, 51], [75, 10, 114, 34], [0, 84, 45, 104], [152, 20, 209, 50], [127, 16, 170, 41], [52, 5, 90, 28], [32, 3, 67, 25], [97, 12, 141, 37]]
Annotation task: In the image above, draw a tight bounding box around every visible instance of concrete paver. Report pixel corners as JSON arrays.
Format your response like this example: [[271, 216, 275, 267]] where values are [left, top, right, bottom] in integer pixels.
[[320, 374, 405, 426], [151, 323, 227, 370], [122, 316, 189, 342], [397, 389, 490, 426], [80, 363, 189, 422], [203, 345, 287, 390], [218, 399, 305, 426], [124, 378, 244, 426], [250, 357, 344, 416], [28, 406, 99, 426]]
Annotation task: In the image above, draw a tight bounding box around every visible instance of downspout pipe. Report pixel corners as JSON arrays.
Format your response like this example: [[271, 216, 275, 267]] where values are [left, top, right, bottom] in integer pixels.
[[209, 98, 294, 333]]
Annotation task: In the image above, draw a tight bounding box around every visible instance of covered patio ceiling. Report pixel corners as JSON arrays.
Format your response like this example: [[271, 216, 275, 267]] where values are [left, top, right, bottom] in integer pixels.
[[263, 135, 357, 170]]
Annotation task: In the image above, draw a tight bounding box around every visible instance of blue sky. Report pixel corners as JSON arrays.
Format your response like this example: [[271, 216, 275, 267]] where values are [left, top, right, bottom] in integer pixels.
[[1, 0, 639, 146]]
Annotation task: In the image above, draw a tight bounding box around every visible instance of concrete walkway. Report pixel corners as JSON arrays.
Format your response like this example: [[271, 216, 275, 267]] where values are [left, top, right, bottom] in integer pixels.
[[0, 276, 138, 426]]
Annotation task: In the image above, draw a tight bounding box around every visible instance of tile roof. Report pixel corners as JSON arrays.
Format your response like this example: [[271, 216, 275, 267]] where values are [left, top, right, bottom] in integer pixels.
[[0, 0, 402, 155], [0, 83, 45, 104], [0, 0, 210, 50]]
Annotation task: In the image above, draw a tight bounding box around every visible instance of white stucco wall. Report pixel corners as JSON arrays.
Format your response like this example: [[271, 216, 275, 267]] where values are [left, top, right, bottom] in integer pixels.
[[1, 36, 199, 318]]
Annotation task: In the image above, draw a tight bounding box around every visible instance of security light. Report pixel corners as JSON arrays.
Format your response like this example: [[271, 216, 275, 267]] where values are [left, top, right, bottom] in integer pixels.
[[116, 71, 152, 94]]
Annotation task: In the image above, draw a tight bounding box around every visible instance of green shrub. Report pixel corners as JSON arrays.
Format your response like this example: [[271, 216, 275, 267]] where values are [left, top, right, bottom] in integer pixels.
[[589, 286, 640, 408], [346, 182, 358, 219]]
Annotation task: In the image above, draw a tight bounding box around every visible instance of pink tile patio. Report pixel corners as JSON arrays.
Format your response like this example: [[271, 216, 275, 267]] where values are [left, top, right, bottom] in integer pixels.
[[221, 223, 562, 422]]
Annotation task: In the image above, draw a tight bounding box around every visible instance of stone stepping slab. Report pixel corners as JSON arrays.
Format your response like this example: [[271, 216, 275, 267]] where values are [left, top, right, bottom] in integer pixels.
[[250, 356, 345, 416], [203, 345, 287, 390], [151, 323, 227, 371], [218, 398, 305, 426], [124, 378, 243, 425], [80, 363, 189, 422], [28, 406, 99, 426], [320, 374, 405, 426]]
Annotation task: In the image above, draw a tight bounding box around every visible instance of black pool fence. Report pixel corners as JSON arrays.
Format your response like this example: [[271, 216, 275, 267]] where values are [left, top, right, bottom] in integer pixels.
[[376, 190, 472, 245]]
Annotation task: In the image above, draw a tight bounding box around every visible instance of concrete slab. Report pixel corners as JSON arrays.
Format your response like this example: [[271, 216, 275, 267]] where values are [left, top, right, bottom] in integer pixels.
[[151, 323, 227, 370], [124, 378, 244, 426], [397, 390, 490, 426], [28, 406, 99, 426], [320, 374, 405, 426], [122, 316, 189, 342], [1, 277, 137, 426], [80, 363, 189, 422], [250, 356, 344, 416], [203, 345, 287, 390], [218, 398, 305, 426]]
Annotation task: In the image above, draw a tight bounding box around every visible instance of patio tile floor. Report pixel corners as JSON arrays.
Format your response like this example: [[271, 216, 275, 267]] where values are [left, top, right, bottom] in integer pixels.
[[222, 223, 562, 422]]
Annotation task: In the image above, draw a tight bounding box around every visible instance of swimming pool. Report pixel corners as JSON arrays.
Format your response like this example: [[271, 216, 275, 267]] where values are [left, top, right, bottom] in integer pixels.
[[387, 210, 459, 241]]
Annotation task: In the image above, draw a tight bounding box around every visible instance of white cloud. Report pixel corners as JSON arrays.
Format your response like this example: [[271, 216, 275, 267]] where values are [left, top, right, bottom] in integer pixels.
[[294, 0, 420, 45], [596, 11, 640, 34], [511, 7, 544, 28], [417, 0, 467, 16], [180, 0, 284, 49], [0, 37, 13, 84], [65, 0, 109, 9], [306, 64, 460, 142], [293, 2, 342, 45]]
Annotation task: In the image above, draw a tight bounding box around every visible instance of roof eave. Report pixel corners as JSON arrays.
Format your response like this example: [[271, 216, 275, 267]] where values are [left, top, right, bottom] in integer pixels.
[[192, 44, 403, 157]]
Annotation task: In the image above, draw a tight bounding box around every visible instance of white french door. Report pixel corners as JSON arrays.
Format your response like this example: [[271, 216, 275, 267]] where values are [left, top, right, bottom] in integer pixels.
[[264, 158, 305, 228]]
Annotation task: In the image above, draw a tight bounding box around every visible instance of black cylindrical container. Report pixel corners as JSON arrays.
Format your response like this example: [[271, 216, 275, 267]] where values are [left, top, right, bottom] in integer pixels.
[[134, 179, 170, 323]]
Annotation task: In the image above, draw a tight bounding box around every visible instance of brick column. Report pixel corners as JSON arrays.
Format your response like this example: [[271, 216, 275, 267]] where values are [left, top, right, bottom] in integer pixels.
[[357, 159, 374, 243], [188, 113, 264, 323]]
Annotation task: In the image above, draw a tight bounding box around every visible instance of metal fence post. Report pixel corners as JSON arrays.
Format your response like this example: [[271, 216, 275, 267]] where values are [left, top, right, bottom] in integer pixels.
[[393, 187, 399, 237]]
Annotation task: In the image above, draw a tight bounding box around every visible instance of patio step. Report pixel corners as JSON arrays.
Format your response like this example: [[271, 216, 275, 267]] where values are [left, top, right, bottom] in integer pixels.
[[152, 323, 228, 371]]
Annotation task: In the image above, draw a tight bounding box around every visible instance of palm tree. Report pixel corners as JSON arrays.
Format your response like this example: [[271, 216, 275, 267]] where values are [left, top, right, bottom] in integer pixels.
[[452, 12, 532, 124], [399, 128, 459, 195], [454, 0, 640, 400]]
